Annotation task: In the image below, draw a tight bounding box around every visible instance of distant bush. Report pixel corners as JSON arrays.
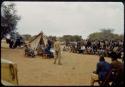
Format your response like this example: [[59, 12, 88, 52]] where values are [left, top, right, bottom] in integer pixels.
[[88, 29, 124, 41]]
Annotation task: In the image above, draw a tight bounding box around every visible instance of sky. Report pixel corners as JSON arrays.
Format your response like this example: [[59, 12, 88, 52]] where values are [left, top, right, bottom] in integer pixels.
[[3, 2, 124, 39]]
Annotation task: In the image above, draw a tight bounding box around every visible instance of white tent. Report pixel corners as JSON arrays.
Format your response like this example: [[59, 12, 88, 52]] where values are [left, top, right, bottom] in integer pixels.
[[28, 32, 48, 50]]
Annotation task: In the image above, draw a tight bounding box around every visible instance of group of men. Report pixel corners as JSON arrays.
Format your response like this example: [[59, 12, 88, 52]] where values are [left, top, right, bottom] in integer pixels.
[[63, 39, 124, 86], [65, 39, 123, 59]]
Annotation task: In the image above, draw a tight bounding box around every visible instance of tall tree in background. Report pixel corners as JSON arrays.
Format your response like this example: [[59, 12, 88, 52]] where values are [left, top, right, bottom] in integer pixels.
[[22, 34, 32, 41], [1, 3, 21, 40], [62, 35, 82, 42], [88, 28, 124, 41]]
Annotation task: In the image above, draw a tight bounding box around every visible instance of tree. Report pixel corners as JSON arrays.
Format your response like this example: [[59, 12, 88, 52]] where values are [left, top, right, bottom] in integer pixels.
[[62, 35, 82, 42], [1, 3, 21, 40], [73, 35, 82, 41], [22, 34, 32, 41], [88, 29, 124, 41]]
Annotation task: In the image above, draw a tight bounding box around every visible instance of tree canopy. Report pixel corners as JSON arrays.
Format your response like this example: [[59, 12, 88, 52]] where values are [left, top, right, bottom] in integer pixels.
[[62, 35, 82, 42], [22, 34, 32, 41], [1, 3, 21, 40], [88, 29, 124, 41]]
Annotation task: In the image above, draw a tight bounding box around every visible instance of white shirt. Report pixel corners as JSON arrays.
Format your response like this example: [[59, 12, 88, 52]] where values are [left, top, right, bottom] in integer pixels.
[[81, 46, 85, 50]]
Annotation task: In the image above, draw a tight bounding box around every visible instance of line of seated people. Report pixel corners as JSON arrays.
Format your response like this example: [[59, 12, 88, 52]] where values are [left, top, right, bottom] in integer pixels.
[[25, 44, 54, 58], [64, 45, 123, 61], [37, 44, 54, 58]]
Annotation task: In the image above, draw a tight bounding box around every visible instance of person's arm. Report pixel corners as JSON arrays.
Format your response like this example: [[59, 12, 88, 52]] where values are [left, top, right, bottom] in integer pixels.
[[54, 42, 56, 51], [95, 63, 99, 74], [96, 63, 102, 74]]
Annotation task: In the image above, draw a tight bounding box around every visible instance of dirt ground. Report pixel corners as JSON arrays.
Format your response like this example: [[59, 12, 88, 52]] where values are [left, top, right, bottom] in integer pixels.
[[1, 41, 113, 86]]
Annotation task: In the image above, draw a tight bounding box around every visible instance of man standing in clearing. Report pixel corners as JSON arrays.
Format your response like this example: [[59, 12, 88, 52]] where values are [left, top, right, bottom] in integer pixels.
[[54, 38, 62, 65]]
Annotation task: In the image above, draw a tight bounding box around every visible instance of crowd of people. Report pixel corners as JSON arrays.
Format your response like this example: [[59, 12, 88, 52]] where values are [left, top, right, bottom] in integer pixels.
[[63, 39, 124, 60], [63, 39, 124, 86], [23, 37, 124, 86]]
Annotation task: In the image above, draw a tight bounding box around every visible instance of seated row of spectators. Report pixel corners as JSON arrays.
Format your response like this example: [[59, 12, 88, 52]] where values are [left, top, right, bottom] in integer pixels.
[[64, 39, 123, 59], [25, 39, 54, 58]]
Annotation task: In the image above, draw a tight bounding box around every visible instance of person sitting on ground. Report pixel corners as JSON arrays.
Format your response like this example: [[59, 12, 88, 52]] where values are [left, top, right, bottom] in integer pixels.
[[37, 44, 45, 55], [44, 42, 54, 58], [87, 46, 92, 54], [25, 44, 35, 57], [25, 44, 29, 55], [121, 51, 124, 62], [63, 46, 66, 51], [90, 56, 111, 86], [98, 47, 105, 56], [92, 44, 97, 55], [80, 45, 86, 54]]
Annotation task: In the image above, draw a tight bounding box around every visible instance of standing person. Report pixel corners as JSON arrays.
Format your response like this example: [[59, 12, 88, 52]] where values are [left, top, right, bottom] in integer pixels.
[[54, 38, 62, 65], [10, 32, 17, 48]]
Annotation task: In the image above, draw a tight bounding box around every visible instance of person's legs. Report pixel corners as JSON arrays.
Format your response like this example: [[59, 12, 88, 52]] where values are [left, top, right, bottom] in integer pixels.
[[12, 40, 16, 48], [90, 73, 99, 86], [54, 51, 58, 64], [58, 51, 62, 65]]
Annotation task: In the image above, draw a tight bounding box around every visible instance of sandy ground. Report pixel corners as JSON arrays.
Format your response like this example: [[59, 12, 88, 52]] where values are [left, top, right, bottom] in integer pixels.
[[1, 41, 113, 86]]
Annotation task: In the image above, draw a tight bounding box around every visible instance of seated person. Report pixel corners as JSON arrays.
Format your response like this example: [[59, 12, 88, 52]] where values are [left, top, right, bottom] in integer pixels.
[[90, 56, 111, 86], [121, 52, 124, 62], [63, 46, 66, 51], [50, 48, 54, 58], [44, 45, 54, 58], [25, 44, 35, 57], [79, 45, 85, 54], [37, 44, 45, 55], [110, 52, 124, 86], [92, 45, 97, 55], [98, 48, 105, 56], [87, 46, 92, 54]]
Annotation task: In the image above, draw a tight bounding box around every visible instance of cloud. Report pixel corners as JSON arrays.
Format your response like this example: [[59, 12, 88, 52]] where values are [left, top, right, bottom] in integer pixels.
[[4, 1, 124, 39]]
